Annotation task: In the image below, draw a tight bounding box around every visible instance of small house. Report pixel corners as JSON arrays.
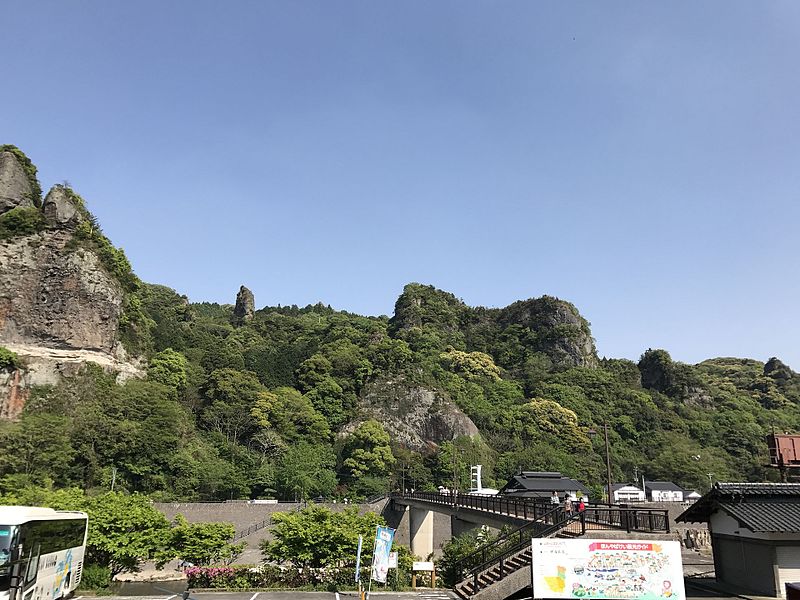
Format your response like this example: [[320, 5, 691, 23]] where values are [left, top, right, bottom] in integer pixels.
[[677, 482, 800, 597], [498, 471, 591, 501], [644, 481, 684, 502], [607, 483, 646, 503], [683, 489, 702, 503]]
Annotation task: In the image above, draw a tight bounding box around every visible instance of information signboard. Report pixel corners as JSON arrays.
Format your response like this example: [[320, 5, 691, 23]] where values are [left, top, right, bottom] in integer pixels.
[[531, 539, 685, 600]]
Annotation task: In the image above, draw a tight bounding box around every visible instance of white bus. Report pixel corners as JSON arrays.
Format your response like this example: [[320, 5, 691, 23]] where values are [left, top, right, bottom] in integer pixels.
[[0, 507, 88, 600]]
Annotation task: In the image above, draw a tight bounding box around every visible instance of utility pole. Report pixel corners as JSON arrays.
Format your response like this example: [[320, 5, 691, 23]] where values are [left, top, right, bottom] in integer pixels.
[[604, 422, 613, 504], [111, 466, 117, 492], [707, 473, 714, 489]]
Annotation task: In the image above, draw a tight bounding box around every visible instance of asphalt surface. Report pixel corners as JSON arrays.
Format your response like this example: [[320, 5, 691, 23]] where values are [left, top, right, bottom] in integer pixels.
[[87, 592, 454, 600]]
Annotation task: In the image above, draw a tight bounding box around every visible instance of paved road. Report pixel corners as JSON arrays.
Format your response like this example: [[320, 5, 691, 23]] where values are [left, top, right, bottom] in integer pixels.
[[89, 591, 455, 600]]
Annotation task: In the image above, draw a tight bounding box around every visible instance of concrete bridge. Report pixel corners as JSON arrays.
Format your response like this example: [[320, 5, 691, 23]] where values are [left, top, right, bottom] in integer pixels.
[[387, 492, 672, 599]]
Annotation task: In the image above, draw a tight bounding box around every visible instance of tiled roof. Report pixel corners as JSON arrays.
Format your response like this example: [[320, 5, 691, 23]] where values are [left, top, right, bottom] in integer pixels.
[[499, 472, 591, 494], [715, 482, 800, 496], [722, 501, 800, 533], [608, 483, 643, 492], [644, 481, 684, 492], [677, 482, 800, 533]]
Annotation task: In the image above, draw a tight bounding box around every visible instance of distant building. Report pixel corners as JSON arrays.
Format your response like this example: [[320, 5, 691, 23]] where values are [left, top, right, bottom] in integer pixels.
[[498, 471, 591, 500], [643, 481, 684, 502], [677, 483, 800, 597], [606, 483, 646, 503], [683, 489, 702, 503]]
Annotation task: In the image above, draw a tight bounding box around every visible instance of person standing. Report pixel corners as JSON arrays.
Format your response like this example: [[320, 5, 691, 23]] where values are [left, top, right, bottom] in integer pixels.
[[564, 494, 573, 516], [550, 490, 559, 506]]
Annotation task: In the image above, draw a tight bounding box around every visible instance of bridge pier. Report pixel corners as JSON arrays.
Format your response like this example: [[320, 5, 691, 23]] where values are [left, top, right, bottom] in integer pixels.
[[451, 515, 480, 538], [410, 507, 434, 559]]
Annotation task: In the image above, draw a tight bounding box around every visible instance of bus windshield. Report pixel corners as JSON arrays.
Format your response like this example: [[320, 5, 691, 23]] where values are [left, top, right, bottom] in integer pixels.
[[0, 525, 14, 592]]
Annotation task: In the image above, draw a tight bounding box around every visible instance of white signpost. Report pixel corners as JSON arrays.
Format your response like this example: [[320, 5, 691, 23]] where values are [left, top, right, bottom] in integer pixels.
[[531, 539, 686, 600]]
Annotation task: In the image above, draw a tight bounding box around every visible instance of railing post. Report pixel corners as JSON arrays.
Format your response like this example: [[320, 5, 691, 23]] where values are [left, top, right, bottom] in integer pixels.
[[474, 570, 479, 593], [580, 511, 586, 535], [499, 555, 504, 577], [648, 512, 654, 531], [665, 511, 670, 533], [626, 510, 632, 533], [524, 502, 527, 520]]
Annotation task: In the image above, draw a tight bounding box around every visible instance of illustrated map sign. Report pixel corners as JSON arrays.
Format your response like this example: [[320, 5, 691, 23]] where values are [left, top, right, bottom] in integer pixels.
[[531, 539, 686, 600]]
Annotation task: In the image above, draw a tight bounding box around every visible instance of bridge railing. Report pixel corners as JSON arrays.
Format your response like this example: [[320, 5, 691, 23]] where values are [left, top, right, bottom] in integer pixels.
[[391, 491, 555, 521]]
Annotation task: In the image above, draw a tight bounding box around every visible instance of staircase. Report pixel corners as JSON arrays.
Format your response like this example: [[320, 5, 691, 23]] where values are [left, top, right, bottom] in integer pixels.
[[453, 506, 573, 600], [455, 544, 533, 599], [452, 505, 672, 600]]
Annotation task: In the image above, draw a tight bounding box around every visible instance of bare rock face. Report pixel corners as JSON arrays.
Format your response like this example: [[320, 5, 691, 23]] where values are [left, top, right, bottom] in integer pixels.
[[42, 186, 84, 228], [0, 229, 124, 352], [353, 375, 480, 453], [233, 285, 255, 325], [0, 151, 34, 214]]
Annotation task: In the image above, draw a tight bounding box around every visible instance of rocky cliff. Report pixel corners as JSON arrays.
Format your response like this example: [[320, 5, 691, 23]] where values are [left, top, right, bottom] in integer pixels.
[[0, 149, 140, 419], [354, 375, 480, 453], [388, 283, 598, 371]]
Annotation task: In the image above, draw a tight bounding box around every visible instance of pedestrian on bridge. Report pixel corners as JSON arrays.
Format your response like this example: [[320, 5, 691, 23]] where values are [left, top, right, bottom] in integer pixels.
[[564, 494, 573, 516]]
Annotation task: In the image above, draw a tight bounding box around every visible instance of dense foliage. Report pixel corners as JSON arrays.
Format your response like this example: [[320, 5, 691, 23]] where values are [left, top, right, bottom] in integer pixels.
[[0, 175, 798, 501], [0, 206, 45, 239]]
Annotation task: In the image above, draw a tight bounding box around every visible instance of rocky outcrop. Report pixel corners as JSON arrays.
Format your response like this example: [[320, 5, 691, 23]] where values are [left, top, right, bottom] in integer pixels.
[[0, 171, 141, 419], [353, 376, 479, 453], [42, 186, 83, 228], [233, 285, 255, 325], [0, 151, 35, 213], [0, 228, 124, 352], [0, 368, 29, 420], [0, 344, 140, 421], [498, 296, 598, 368]]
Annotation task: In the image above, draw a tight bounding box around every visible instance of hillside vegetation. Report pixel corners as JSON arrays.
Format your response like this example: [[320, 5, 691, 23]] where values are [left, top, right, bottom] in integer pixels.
[[1, 155, 798, 501]]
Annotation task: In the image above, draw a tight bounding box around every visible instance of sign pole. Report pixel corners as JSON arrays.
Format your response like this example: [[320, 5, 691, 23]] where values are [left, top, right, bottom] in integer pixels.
[[355, 535, 364, 600], [367, 526, 378, 600]]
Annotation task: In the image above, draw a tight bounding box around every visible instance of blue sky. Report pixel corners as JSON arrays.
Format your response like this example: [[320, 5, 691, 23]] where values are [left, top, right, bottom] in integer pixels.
[[4, 2, 799, 369]]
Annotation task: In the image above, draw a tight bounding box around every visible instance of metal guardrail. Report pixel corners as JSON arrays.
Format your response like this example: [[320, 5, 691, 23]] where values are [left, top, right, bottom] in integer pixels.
[[232, 519, 269, 541], [391, 491, 557, 521]]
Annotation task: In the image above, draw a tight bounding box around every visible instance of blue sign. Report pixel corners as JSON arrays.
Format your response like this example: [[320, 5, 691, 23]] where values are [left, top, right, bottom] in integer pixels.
[[370, 526, 395, 583]]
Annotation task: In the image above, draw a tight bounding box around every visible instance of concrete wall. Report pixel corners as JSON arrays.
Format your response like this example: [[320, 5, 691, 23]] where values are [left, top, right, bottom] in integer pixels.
[[154, 499, 388, 548]]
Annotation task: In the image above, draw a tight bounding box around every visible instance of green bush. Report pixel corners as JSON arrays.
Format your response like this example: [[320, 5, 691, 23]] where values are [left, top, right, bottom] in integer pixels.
[[0, 347, 20, 371], [0, 207, 44, 239], [78, 563, 112, 591]]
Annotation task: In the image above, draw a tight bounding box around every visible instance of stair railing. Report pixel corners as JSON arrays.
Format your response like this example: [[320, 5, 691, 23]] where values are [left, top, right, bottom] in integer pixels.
[[454, 505, 569, 589]]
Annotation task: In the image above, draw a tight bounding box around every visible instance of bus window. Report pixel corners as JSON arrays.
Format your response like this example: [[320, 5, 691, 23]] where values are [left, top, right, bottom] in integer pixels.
[[0, 525, 14, 592]]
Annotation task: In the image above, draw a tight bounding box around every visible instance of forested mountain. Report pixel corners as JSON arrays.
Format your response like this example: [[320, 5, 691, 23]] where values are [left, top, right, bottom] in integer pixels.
[[0, 145, 798, 501]]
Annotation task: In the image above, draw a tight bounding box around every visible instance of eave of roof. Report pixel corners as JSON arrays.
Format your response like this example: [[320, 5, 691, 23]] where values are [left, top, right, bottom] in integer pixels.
[[677, 482, 800, 533]]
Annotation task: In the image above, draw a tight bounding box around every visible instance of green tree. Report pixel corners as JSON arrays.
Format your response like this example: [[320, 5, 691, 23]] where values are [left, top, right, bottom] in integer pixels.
[[275, 443, 337, 500], [440, 348, 502, 381], [159, 514, 245, 566], [251, 387, 330, 443], [81, 492, 171, 575], [148, 348, 188, 392], [261, 505, 384, 568], [342, 420, 395, 480], [0, 415, 76, 485]]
